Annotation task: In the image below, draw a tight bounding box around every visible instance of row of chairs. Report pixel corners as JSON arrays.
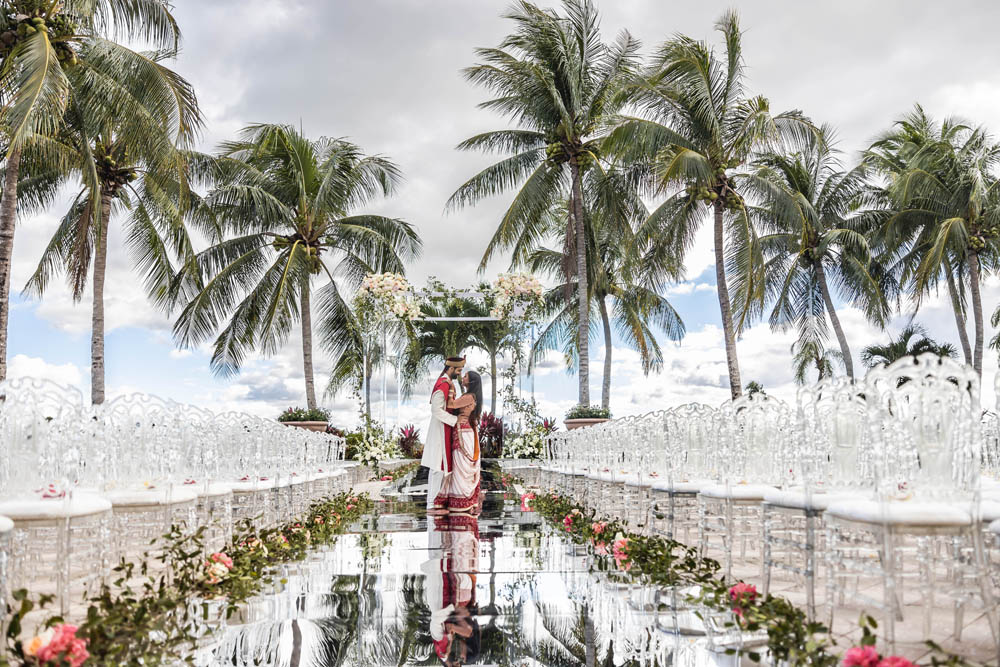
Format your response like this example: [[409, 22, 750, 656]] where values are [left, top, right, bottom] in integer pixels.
[[0, 377, 363, 616], [537, 354, 1000, 654]]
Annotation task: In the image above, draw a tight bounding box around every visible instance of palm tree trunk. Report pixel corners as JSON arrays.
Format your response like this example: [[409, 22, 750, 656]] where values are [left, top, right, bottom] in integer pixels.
[[713, 201, 742, 399], [570, 157, 590, 406], [816, 262, 855, 380], [91, 191, 113, 405], [300, 281, 317, 410], [968, 249, 984, 377], [599, 295, 612, 411], [946, 267, 972, 366], [0, 145, 22, 383], [490, 349, 497, 414]]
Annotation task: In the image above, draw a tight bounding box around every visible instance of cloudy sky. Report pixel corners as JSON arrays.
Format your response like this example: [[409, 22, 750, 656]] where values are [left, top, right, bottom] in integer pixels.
[[9, 0, 1000, 429]]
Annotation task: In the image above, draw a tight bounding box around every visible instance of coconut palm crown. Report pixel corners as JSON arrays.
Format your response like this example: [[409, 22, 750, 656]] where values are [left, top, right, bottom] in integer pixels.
[[0, 0, 182, 384], [606, 10, 816, 399], [448, 0, 641, 407], [171, 124, 421, 409], [742, 127, 888, 381]]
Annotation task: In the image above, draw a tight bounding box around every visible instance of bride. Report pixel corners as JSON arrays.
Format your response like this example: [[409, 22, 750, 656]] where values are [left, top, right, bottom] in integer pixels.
[[433, 370, 483, 514]]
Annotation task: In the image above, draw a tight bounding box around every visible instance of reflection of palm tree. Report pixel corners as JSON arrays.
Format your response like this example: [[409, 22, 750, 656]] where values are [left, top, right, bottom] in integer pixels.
[[861, 323, 957, 369]]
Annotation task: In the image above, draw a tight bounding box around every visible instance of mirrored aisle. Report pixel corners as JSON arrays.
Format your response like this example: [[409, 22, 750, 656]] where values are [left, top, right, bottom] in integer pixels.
[[193, 481, 753, 667]]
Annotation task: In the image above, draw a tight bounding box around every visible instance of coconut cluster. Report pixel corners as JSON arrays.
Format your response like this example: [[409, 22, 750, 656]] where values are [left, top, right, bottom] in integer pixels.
[[0, 2, 79, 64], [96, 149, 138, 195]]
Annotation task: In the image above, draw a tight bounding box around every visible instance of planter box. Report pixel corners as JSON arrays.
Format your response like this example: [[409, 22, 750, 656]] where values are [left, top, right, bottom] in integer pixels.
[[564, 418, 610, 430], [280, 421, 329, 433]]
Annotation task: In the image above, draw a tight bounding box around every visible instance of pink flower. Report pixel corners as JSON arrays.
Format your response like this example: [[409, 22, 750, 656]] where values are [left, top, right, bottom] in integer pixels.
[[29, 624, 89, 667], [842, 646, 880, 667], [563, 515, 574, 529], [612, 535, 630, 570], [594, 541, 608, 555], [346, 504, 355, 511], [876, 658, 914, 667], [591, 521, 606, 535], [210, 552, 234, 569], [380, 475, 393, 481], [729, 582, 757, 619], [728, 582, 757, 604], [520, 492, 535, 511], [314, 516, 325, 524]]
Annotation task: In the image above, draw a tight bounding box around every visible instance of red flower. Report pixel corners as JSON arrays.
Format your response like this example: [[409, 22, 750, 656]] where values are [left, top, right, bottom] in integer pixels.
[[877, 657, 915, 667], [842, 646, 880, 667]]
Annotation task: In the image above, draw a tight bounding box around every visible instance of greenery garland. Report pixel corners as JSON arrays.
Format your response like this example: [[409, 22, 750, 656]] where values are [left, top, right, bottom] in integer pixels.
[[527, 489, 981, 667], [4, 491, 373, 666]]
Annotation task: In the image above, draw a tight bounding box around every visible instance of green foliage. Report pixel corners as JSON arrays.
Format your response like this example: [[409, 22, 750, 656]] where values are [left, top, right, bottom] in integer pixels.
[[861, 323, 957, 369], [277, 406, 331, 422], [564, 404, 610, 419], [3, 493, 372, 664]]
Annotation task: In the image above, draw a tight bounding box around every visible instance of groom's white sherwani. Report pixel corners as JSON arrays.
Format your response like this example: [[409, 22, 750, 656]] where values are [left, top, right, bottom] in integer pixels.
[[422, 377, 457, 507]]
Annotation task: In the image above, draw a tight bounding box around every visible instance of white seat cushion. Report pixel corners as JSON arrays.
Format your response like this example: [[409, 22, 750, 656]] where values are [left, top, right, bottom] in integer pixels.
[[106, 487, 199, 507], [230, 478, 278, 493], [0, 493, 112, 520], [980, 499, 1000, 522], [825, 499, 972, 527], [700, 483, 777, 500], [651, 479, 709, 494], [990, 519, 1000, 535], [0, 516, 12, 533], [194, 482, 233, 499], [763, 488, 854, 511], [623, 473, 651, 488]]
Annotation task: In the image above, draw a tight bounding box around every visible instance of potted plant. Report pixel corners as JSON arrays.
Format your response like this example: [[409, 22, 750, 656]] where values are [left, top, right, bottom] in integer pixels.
[[564, 405, 611, 430], [277, 407, 332, 432]]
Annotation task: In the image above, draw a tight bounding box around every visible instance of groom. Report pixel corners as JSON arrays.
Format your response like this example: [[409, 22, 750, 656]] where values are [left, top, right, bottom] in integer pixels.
[[421, 356, 464, 509]]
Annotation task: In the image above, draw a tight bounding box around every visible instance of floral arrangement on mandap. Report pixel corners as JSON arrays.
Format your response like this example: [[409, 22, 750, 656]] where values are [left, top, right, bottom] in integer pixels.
[[489, 273, 543, 320], [357, 272, 422, 321]]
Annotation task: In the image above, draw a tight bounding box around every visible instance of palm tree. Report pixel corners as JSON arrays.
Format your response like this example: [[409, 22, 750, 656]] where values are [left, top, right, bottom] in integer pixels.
[[0, 0, 182, 383], [463, 289, 518, 414], [529, 197, 685, 410], [865, 105, 1000, 376], [860, 323, 957, 369], [743, 127, 888, 381], [607, 11, 815, 399], [23, 44, 202, 404], [397, 289, 481, 400], [171, 125, 420, 410], [791, 333, 841, 385], [448, 0, 640, 407]]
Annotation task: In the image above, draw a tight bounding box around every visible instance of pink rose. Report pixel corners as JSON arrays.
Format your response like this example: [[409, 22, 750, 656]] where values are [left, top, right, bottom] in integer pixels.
[[32, 624, 89, 667], [520, 492, 535, 511], [591, 521, 606, 535], [346, 504, 355, 510], [210, 552, 234, 569], [843, 646, 880, 667], [877, 657, 914, 667], [594, 541, 608, 555], [728, 582, 757, 604], [612, 535, 630, 570]]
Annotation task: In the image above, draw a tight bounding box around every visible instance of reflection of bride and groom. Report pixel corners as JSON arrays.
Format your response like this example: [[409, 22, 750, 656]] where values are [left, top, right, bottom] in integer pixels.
[[422, 513, 481, 666], [421, 356, 483, 515], [420, 356, 484, 665]]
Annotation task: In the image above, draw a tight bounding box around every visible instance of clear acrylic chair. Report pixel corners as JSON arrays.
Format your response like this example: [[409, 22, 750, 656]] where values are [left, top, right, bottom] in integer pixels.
[[762, 377, 869, 621], [699, 393, 789, 580], [0, 378, 113, 616], [825, 354, 997, 651]]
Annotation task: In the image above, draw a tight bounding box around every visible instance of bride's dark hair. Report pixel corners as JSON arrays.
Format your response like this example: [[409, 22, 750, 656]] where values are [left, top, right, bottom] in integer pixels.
[[464, 371, 483, 426]]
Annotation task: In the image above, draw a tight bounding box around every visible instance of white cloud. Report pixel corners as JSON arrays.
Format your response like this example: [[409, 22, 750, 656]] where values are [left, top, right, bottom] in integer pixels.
[[7, 355, 83, 388], [168, 349, 193, 360]]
